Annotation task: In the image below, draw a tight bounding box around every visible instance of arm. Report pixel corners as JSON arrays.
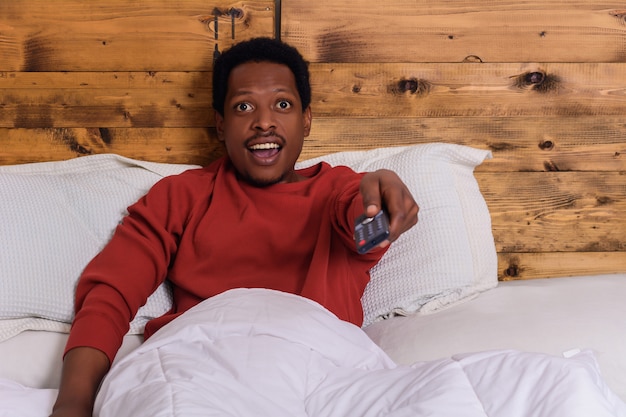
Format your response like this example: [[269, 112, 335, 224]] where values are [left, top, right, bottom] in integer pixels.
[[49, 169, 212, 416], [49, 347, 110, 417], [359, 169, 419, 247]]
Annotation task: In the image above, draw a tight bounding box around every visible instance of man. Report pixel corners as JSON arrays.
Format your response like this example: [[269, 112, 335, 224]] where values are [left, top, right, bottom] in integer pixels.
[[50, 37, 418, 417]]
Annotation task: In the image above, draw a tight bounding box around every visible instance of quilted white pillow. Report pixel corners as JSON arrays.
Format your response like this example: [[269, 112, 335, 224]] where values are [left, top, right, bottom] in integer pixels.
[[0, 154, 199, 341], [297, 143, 497, 326]]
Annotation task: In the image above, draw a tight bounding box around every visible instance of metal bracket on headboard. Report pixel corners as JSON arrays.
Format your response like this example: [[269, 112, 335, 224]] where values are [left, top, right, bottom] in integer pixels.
[[210, 1, 280, 62], [274, 0, 282, 40]]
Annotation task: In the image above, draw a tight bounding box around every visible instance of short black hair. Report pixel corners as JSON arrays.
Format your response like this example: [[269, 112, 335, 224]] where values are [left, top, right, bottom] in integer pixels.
[[212, 37, 311, 116]]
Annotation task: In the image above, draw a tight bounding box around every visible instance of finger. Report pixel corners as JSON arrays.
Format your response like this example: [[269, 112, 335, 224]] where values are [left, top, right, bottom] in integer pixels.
[[360, 170, 419, 244], [359, 174, 383, 216], [384, 187, 418, 242], [385, 199, 407, 242]]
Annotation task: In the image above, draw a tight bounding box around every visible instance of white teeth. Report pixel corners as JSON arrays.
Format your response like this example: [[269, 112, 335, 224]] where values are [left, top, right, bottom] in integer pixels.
[[249, 143, 280, 150]]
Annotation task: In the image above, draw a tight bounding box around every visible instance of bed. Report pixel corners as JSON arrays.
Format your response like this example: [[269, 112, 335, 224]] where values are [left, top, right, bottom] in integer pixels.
[[1, 1, 625, 416], [1, 146, 625, 416]]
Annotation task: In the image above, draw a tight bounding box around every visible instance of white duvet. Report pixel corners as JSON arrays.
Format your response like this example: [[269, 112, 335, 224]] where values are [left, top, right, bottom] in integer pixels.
[[2, 288, 625, 417]]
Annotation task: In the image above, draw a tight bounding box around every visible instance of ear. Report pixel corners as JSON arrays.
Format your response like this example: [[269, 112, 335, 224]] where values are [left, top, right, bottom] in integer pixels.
[[215, 110, 225, 142], [302, 106, 312, 137]]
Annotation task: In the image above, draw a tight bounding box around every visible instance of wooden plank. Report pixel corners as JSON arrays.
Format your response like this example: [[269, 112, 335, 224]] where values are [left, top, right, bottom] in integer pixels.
[[281, 0, 626, 63], [478, 172, 626, 253], [0, 72, 212, 128], [0, 72, 212, 127], [307, 63, 626, 118], [3, 62, 626, 127], [498, 252, 626, 280], [0, 71, 211, 89], [300, 117, 626, 172], [0, 88, 211, 128], [0, 128, 224, 166], [0, 0, 274, 71], [3, 116, 624, 170]]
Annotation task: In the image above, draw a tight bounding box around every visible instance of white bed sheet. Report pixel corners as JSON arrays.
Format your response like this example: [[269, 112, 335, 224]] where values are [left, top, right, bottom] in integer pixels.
[[365, 273, 626, 402]]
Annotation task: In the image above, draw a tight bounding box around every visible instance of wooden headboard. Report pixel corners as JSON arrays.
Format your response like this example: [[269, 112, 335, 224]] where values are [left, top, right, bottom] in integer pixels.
[[1, 0, 624, 280]]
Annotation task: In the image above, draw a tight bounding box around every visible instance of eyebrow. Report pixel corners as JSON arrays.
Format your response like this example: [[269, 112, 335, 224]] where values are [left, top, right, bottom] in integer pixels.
[[229, 87, 295, 98]]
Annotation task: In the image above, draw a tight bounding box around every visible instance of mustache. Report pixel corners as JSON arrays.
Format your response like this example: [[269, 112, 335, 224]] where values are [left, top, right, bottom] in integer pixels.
[[245, 131, 286, 144]]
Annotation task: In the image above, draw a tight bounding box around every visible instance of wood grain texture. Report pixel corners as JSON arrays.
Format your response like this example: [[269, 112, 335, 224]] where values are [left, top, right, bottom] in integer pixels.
[[0, 89, 211, 128], [300, 117, 626, 172], [307, 63, 626, 118], [477, 172, 626, 253], [0, 0, 275, 71], [0, 127, 223, 165], [0, 72, 212, 128], [281, 0, 626, 63], [4, 62, 626, 123], [1, 1, 624, 280], [498, 252, 626, 280]]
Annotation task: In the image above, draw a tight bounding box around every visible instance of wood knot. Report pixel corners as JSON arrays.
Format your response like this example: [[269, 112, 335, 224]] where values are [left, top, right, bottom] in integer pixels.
[[609, 10, 626, 24], [525, 71, 545, 85], [543, 160, 560, 171], [513, 70, 558, 93], [391, 78, 429, 95], [538, 140, 554, 150], [504, 264, 520, 278], [98, 128, 112, 144], [596, 196, 614, 205], [74, 145, 93, 155], [352, 85, 361, 93], [399, 79, 418, 94]]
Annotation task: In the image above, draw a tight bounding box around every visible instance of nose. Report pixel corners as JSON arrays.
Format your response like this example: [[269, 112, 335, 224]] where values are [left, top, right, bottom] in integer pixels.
[[253, 106, 276, 132]]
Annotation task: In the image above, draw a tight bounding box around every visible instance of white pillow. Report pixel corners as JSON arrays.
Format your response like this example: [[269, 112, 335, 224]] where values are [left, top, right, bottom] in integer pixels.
[[0, 144, 495, 338], [297, 143, 497, 326], [0, 154, 199, 341]]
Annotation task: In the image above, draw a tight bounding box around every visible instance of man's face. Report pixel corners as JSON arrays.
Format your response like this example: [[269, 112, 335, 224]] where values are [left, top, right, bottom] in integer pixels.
[[215, 61, 312, 186]]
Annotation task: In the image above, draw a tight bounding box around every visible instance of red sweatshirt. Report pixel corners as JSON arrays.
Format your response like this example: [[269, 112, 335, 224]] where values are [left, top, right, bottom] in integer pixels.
[[65, 156, 386, 362]]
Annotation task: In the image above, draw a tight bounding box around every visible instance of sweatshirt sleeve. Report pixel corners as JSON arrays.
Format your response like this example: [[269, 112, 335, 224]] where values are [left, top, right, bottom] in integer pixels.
[[64, 169, 208, 363]]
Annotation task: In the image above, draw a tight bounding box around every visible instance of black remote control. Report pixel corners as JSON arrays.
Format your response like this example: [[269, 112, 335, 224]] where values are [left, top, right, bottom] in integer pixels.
[[354, 210, 390, 254]]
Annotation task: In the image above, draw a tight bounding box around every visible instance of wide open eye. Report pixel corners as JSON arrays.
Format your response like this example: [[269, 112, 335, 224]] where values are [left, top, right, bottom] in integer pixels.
[[276, 99, 292, 110], [235, 102, 254, 112]]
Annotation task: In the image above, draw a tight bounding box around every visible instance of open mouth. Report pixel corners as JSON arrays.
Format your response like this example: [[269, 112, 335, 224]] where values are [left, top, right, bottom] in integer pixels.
[[248, 142, 282, 159]]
